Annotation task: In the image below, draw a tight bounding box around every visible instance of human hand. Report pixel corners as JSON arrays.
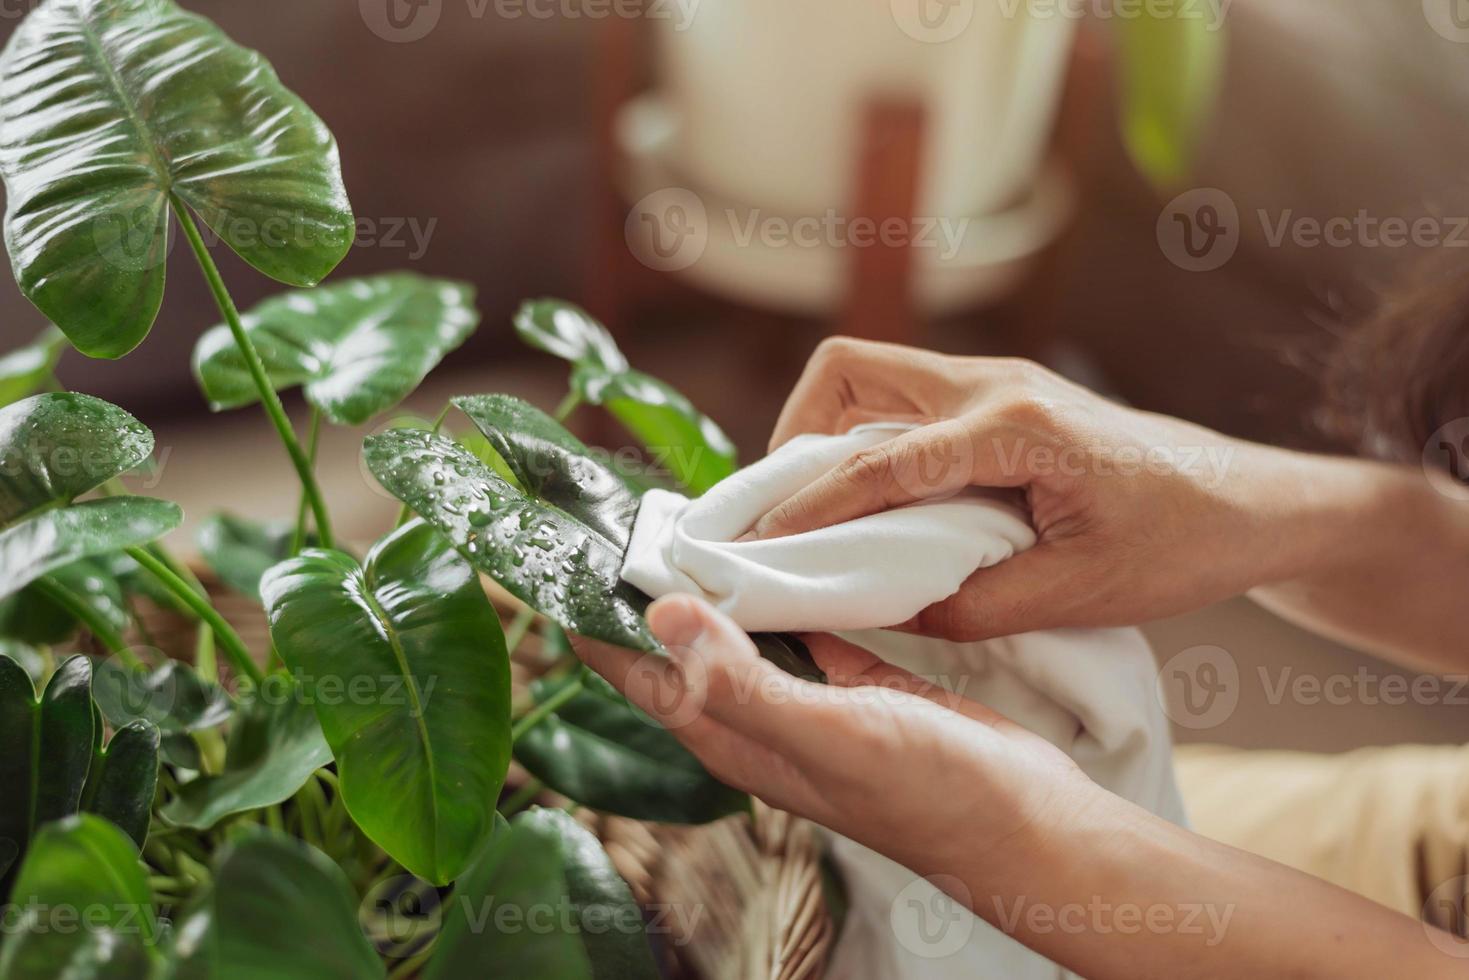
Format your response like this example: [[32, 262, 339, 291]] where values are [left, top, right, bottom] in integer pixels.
[[752, 337, 1324, 640], [571, 594, 1099, 884]]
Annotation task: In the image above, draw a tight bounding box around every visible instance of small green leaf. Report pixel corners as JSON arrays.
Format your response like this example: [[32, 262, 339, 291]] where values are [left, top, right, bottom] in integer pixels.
[[0, 496, 183, 600], [160, 684, 330, 830], [82, 720, 160, 849], [0, 327, 66, 407], [514, 672, 747, 824], [195, 513, 302, 603], [423, 815, 593, 980], [0, 815, 160, 978], [0, 557, 131, 645], [169, 830, 385, 980], [364, 428, 657, 652], [1113, 11, 1225, 188], [516, 808, 659, 980], [92, 659, 232, 737], [261, 520, 511, 885], [0, 0, 354, 358], [514, 299, 627, 375], [194, 274, 479, 425]]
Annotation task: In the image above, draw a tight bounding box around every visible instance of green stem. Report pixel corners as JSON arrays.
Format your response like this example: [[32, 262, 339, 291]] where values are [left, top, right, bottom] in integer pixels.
[[394, 404, 452, 530], [386, 946, 436, 980], [502, 607, 536, 655], [31, 577, 137, 666], [172, 197, 334, 549], [510, 670, 585, 743], [498, 778, 543, 817], [291, 406, 322, 555], [553, 391, 581, 423], [126, 547, 264, 687]]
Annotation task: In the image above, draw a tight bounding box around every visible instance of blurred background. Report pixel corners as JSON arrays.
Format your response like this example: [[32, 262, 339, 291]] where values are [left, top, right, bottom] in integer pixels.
[[5, 0, 1469, 752]]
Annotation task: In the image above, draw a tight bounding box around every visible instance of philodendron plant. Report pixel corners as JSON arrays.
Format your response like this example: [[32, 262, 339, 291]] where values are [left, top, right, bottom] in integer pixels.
[[0, 2, 819, 977]]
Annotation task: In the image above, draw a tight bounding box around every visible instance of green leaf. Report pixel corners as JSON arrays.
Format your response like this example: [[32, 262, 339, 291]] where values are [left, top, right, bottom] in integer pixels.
[[1113, 11, 1225, 188], [0, 496, 183, 600], [261, 520, 511, 885], [0, 0, 354, 359], [423, 815, 593, 980], [168, 830, 384, 980], [571, 366, 736, 495], [452, 394, 640, 551], [82, 720, 160, 849], [514, 672, 747, 825], [0, 557, 130, 645], [160, 684, 330, 830], [0, 654, 93, 895], [514, 299, 627, 375], [0, 640, 46, 685], [364, 428, 657, 652], [0, 327, 66, 407], [195, 513, 300, 603], [93, 659, 232, 737], [0, 815, 160, 978], [516, 808, 659, 980], [193, 274, 479, 426], [0, 393, 153, 523]]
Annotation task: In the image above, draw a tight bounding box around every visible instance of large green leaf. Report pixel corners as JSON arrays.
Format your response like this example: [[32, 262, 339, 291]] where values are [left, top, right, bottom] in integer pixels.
[[364, 428, 657, 652], [0, 393, 153, 522], [160, 684, 330, 830], [193, 274, 479, 425], [81, 719, 160, 849], [513, 300, 737, 494], [1113, 11, 1225, 188], [0, 654, 93, 895], [423, 815, 593, 980], [261, 520, 511, 885], [515, 671, 747, 825], [0, 496, 183, 600], [168, 830, 384, 980], [0, 326, 65, 407], [516, 808, 659, 980], [0, 0, 354, 359], [0, 815, 161, 979], [195, 513, 299, 603]]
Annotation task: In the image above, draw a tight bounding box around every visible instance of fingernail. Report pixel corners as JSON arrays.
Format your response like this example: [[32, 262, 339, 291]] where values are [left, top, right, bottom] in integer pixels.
[[649, 596, 706, 653]]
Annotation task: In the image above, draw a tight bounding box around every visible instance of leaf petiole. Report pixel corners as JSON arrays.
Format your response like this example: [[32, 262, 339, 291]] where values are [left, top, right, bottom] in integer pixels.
[[125, 546, 264, 687]]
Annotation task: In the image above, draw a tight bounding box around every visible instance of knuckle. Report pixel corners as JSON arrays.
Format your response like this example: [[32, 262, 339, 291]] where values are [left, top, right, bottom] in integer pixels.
[[812, 335, 867, 365], [837, 447, 897, 501], [997, 394, 1059, 432]]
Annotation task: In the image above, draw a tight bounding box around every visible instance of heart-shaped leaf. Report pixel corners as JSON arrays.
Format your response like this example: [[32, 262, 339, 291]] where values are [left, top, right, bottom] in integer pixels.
[[0, 815, 161, 977], [261, 520, 512, 885], [196, 513, 301, 603], [364, 428, 657, 652], [169, 830, 385, 980], [0, 393, 153, 521], [0, 557, 130, 645], [0, 654, 93, 895], [0, 496, 183, 600], [81, 719, 160, 849], [423, 815, 593, 980], [514, 671, 747, 825], [0, 327, 65, 407], [93, 659, 232, 737], [0, 0, 354, 358], [194, 274, 479, 426], [514, 299, 628, 375], [161, 683, 330, 830], [516, 808, 659, 980]]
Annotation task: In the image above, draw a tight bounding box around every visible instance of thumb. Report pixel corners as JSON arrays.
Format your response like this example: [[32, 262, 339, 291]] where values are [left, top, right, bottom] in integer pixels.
[[901, 545, 1078, 641]]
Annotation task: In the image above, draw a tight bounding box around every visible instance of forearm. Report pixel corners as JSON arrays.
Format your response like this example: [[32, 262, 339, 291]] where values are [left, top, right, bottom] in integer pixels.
[[955, 791, 1461, 980], [1242, 447, 1469, 673]]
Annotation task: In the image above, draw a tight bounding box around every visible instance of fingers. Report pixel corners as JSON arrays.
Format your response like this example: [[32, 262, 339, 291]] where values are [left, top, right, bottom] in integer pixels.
[[897, 544, 1078, 641], [768, 337, 930, 451]]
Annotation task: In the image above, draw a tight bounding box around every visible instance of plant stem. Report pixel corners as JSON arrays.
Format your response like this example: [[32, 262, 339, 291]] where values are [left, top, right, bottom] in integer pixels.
[[386, 946, 436, 980], [553, 391, 581, 422], [31, 577, 137, 666], [171, 197, 334, 549], [291, 406, 322, 555], [502, 606, 536, 654], [125, 547, 264, 687], [510, 670, 585, 743], [498, 778, 543, 817]]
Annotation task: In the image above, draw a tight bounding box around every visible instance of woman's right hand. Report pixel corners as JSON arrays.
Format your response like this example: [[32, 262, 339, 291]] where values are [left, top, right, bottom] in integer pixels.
[[751, 337, 1341, 641]]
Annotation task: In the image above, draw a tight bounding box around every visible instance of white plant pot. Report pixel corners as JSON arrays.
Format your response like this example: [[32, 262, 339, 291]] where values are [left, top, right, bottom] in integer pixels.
[[654, 0, 1078, 220]]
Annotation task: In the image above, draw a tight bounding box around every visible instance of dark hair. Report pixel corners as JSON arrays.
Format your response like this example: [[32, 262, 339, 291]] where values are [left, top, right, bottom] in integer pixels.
[[1322, 254, 1469, 464]]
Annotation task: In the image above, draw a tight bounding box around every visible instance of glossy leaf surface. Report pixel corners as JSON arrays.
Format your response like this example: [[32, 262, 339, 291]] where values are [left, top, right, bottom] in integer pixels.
[[195, 513, 299, 603], [0, 0, 354, 358], [513, 299, 627, 375], [0, 393, 153, 522], [82, 719, 160, 848], [194, 274, 478, 425], [0, 327, 65, 406], [93, 659, 232, 737], [0, 496, 182, 600], [261, 520, 511, 885]]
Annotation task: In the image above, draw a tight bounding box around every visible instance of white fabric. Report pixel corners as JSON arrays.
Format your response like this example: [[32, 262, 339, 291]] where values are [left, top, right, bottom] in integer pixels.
[[621, 425, 1187, 980]]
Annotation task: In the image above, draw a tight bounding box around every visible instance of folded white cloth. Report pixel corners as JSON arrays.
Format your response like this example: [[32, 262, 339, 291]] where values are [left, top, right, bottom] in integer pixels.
[[621, 424, 1187, 980]]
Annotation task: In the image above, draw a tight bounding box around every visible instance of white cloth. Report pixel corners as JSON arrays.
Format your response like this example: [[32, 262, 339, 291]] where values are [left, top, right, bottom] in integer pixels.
[[622, 425, 1187, 980]]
